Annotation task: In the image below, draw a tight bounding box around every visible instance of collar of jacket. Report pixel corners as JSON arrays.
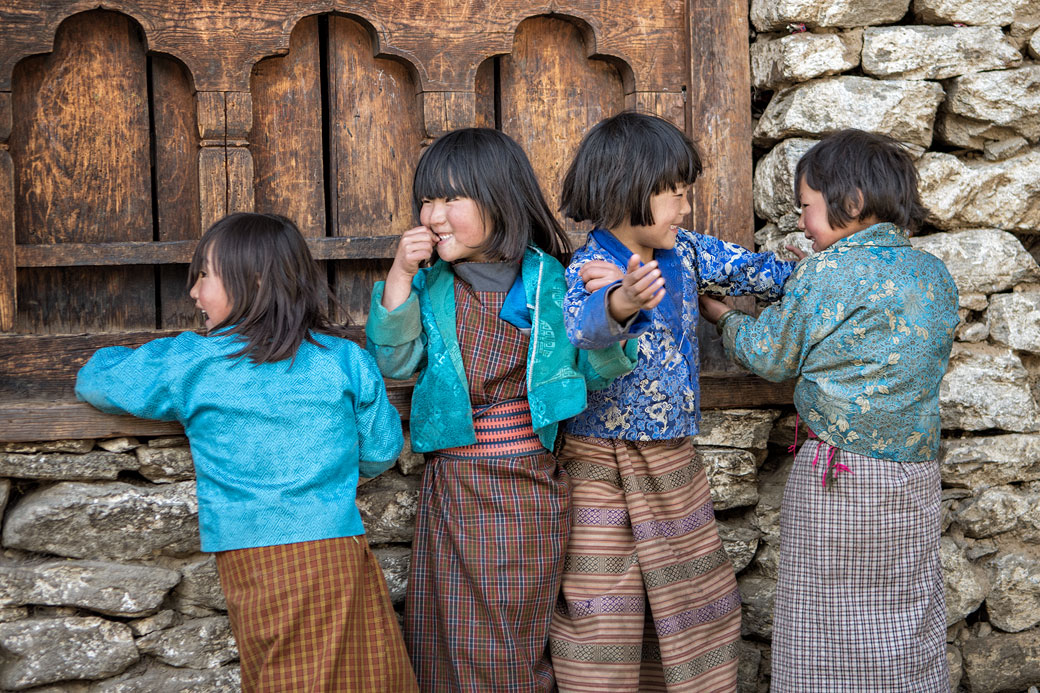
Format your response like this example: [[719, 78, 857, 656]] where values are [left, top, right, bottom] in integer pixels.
[[824, 221, 910, 253]]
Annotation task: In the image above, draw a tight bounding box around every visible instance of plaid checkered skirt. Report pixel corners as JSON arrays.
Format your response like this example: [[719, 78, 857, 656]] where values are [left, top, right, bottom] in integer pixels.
[[404, 398, 568, 692], [216, 535, 417, 692], [772, 439, 949, 692], [550, 435, 741, 693]]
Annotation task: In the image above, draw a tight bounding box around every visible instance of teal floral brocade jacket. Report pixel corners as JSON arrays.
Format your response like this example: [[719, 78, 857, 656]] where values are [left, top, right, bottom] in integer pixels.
[[366, 246, 638, 453], [721, 223, 959, 461]]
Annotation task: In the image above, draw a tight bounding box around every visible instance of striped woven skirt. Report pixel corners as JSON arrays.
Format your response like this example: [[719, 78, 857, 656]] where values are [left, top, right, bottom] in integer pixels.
[[772, 439, 949, 692], [550, 435, 741, 692], [215, 534, 417, 692], [404, 398, 569, 692]]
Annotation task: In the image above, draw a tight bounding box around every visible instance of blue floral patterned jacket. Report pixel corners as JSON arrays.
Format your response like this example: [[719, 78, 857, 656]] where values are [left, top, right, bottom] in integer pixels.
[[721, 222, 959, 461], [564, 228, 795, 440]]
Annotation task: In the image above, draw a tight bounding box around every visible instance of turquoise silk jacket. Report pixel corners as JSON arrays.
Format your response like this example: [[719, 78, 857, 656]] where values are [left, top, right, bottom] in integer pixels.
[[721, 223, 959, 461], [366, 245, 637, 453]]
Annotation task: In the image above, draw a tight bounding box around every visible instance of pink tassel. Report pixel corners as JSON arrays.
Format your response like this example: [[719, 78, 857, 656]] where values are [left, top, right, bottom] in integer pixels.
[[788, 413, 799, 454]]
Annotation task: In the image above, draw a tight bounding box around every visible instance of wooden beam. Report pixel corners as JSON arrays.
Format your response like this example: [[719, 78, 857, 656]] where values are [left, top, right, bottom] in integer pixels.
[[0, 328, 793, 441]]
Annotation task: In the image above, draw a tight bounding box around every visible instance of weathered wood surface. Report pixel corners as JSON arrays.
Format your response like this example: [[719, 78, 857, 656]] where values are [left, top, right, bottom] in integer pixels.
[[152, 53, 202, 330], [10, 11, 155, 334], [0, 150, 14, 332], [327, 15, 423, 323], [500, 16, 625, 230]]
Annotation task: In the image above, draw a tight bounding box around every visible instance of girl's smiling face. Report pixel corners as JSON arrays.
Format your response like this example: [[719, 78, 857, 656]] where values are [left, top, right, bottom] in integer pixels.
[[189, 248, 233, 329], [611, 184, 691, 260], [797, 178, 876, 252], [420, 196, 490, 263]]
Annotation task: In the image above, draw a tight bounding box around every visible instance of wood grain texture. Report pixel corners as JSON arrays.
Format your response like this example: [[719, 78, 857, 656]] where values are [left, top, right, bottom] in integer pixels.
[[0, 151, 13, 332], [499, 16, 624, 226], [687, 0, 753, 249], [226, 147, 254, 214], [9, 11, 155, 334], [251, 16, 326, 237], [152, 54, 202, 330], [198, 146, 226, 231], [327, 15, 423, 322]]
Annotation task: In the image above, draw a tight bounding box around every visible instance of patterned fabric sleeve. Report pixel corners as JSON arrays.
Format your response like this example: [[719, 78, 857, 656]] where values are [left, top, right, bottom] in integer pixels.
[[563, 248, 651, 350], [720, 262, 839, 382], [687, 230, 796, 300], [365, 281, 428, 380], [347, 345, 405, 478], [75, 337, 184, 421]]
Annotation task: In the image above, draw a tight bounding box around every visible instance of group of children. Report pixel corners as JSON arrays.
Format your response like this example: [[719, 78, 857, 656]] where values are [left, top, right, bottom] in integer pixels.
[[76, 113, 959, 692]]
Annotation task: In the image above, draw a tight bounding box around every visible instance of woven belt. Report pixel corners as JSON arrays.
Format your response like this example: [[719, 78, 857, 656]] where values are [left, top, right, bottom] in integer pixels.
[[439, 398, 546, 458]]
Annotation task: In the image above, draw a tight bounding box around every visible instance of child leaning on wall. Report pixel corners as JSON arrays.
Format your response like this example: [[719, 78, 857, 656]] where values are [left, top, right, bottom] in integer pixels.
[[700, 129, 959, 692], [75, 212, 417, 693], [550, 111, 799, 693], [365, 127, 638, 693]]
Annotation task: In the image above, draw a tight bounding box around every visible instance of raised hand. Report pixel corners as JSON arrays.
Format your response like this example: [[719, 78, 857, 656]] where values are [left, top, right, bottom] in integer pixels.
[[607, 254, 666, 323], [580, 260, 624, 293], [382, 225, 439, 311]]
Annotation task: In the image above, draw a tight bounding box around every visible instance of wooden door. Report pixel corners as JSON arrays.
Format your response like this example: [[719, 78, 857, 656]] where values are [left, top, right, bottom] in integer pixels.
[[0, 1, 780, 441]]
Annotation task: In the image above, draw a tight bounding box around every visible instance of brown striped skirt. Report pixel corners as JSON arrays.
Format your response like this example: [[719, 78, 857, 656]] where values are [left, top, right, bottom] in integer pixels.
[[404, 398, 569, 692], [550, 435, 741, 693], [771, 439, 949, 692], [216, 535, 417, 693]]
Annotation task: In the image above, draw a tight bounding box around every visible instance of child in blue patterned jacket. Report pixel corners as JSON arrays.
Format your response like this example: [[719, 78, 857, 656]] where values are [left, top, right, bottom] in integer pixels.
[[700, 129, 959, 692], [76, 212, 416, 692], [550, 111, 798, 692]]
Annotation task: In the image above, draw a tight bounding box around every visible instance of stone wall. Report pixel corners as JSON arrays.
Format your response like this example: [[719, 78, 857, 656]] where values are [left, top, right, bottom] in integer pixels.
[[1, 1, 1039, 690], [746, 0, 1040, 690]]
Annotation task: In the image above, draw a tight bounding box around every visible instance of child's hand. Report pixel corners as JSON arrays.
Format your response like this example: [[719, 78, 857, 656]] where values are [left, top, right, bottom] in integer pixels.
[[383, 226, 438, 311], [698, 295, 730, 324], [607, 255, 665, 323], [785, 244, 808, 261], [392, 225, 438, 277], [580, 260, 624, 293]]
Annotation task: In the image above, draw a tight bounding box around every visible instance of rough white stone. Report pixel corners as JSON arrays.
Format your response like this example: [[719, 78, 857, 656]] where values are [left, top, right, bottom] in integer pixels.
[[985, 552, 1040, 632], [690, 409, 779, 449], [940, 66, 1040, 150], [136, 446, 194, 483], [862, 25, 1021, 80], [961, 628, 1040, 693], [941, 433, 1040, 490], [940, 343, 1040, 432], [373, 545, 411, 605], [754, 77, 945, 149], [984, 136, 1031, 161], [135, 616, 238, 669], [737, 575, 775, 638], [955, 486, 1034, 538], [96, 437, 139, 453], [2, 481, 200, 560], [355, 469, 420, 544], [916, 150, 1040, 233], [948, 645, 963, 692], [0, 440, 94, 454], [751, 31, 861, 90], [0, 560, 180, 617], [749, 458, 794, 579], [128, 609, 175, 637], [755, 224, 813, 261], [988, 287, 1040, 353], [753, 138, 817, 223], [911, 229, 1040, 296], [955, 319, 988, 342], [1031, 26, 1040, 58], [167, 554, 225, 615], [90, 663, 241, 692], [717, 519, 762, 574], [0, 451, 138, 481], [702, 447, 759, 510], [940, 536, 989, 624], [752, 0, 909, 31], [397, 431, 425, 476], [913, 0, 1034, 26], [0, 617, 138, 690]]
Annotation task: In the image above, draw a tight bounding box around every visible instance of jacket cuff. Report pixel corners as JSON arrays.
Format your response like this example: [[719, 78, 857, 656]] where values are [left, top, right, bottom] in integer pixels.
[[366, 282, 422, 346]]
